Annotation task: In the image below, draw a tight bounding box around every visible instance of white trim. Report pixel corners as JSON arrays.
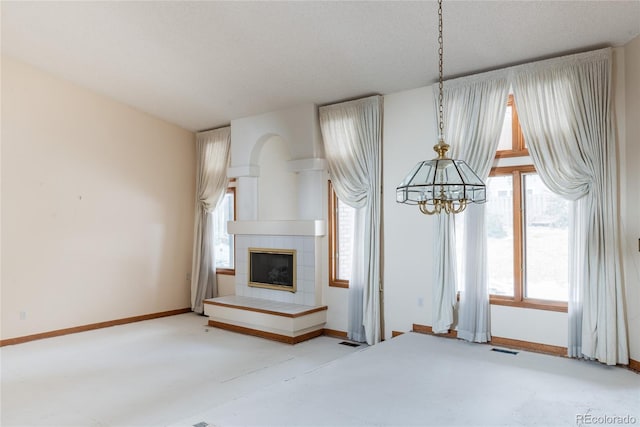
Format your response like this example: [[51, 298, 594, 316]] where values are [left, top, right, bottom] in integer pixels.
[[227, 220, 326, 236], [287, 158, 327, 172]]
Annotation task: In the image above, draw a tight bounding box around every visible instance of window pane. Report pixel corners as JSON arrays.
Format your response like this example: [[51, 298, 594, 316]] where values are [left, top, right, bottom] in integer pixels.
[[213, 191, 234, 269], [336, 198, 355, 281], [487, 175, 514, 296], [523, 174, 568, 301], [496, 105, 513, 151]]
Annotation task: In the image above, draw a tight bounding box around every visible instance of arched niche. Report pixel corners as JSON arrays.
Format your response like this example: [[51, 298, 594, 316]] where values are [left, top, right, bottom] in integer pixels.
[[251, 134, 298, 221], [230, 104, 322, 170]]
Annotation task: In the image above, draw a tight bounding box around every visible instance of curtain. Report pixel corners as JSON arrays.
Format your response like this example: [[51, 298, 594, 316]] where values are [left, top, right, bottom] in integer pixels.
[[319, 95, 383, 345], [436, 75, 510, 341], [190, 127, 231, 314], [512, 48, 628, 365], [431, 213, 457, 334]]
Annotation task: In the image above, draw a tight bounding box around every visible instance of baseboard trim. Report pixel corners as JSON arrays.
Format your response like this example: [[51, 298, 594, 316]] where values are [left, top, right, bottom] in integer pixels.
[[412, 323, 567, 357], [490, 336, 567, 357], [209, 320, 323, 344], [323, 328, 348, 339], [412, 323, 458, 339], [629, 358, 640, 373], [0, 308, 191, 347], [391, 331, 405, 338]]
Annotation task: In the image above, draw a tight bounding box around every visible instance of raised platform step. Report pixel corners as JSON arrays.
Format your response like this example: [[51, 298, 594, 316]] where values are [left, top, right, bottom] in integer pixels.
[[203, 296, 328, 344]]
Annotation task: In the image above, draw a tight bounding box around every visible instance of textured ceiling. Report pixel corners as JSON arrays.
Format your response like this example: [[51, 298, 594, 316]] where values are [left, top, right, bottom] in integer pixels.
[[2, 1, 639, 132]]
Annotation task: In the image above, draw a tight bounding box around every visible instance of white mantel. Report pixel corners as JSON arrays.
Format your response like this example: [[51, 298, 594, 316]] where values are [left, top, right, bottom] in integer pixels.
[[227, 220, 325, 237]]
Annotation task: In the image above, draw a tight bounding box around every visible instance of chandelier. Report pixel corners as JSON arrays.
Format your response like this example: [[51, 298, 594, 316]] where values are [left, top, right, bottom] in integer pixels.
[[396, 0, 485, 215]]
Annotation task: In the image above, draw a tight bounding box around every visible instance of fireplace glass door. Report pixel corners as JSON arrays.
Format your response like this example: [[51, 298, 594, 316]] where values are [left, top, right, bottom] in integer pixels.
[[248, 248, 296, 292]]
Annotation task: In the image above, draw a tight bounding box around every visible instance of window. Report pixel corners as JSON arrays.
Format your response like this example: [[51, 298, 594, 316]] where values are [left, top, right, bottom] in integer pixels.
[[495, 95, 527, 157], [486, 96, 568, 311], [328, 182, 355, 288], [212, 185, 235, 274]]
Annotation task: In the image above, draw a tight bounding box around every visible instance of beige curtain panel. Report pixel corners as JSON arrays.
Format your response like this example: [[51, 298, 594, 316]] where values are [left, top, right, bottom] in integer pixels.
[[190, 127, 231, 314]]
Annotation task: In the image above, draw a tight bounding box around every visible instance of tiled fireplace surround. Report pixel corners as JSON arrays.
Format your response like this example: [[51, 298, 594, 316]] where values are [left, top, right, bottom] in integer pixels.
[[234, 234, 318, 306], [204, 226, 326, 344]]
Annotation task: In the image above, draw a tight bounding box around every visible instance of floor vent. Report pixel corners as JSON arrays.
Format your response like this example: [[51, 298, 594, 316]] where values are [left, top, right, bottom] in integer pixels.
[[193, 422, 208, 427], [339, 341, 361, 347], [491, 347, 518, 355]]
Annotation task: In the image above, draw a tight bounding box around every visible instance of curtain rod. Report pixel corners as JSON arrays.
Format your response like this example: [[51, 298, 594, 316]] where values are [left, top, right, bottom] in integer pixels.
[[197, 124, 231, 134], [441, 46, 611, 88]]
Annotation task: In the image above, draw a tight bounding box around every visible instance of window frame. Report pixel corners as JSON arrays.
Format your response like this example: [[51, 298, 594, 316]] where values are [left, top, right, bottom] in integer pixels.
[[328, 181, 349, 288], [215, 184, 236, 276], [495, 95, 529, 158], [487, 97, 567, 313], [488, 166, 566, 312]]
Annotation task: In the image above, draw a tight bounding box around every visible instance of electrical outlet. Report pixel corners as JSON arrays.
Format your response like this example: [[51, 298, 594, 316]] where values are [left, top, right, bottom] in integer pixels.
[[186, 273, 191, 281], [19, 311, 26, 320], [417, 297, 424, 307]]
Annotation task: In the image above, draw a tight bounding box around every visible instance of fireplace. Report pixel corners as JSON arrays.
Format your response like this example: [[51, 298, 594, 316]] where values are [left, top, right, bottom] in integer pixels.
[[249, 248, 296, 292]]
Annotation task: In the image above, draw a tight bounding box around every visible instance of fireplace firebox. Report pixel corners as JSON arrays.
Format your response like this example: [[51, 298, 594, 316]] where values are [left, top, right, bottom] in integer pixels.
[[248, 248, 296, 292]]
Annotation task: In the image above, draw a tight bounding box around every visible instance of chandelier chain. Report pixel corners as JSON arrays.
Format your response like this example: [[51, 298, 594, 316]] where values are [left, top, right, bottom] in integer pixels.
[[395, 0, 486, 216], [437, 0, 444, 138]]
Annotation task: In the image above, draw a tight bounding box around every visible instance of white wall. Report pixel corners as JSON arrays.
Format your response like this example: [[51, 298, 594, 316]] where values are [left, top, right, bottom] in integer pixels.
[[1, 56, 195, 340], [623, 35, 640, 362], [382, 86, 437, 336], [230, 103, 323, 170], [491, 306, 567, 347], [257, 136, 298, 221], [229, 103, 324, 223]]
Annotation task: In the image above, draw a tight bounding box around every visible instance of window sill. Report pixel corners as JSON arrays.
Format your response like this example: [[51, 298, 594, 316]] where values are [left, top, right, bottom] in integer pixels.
[[216, 269, 235, 276], [329, 280, 349, 289], [490, 296, 567, 313], [455, 292, 567, 313], [495, 149, 530, 158]]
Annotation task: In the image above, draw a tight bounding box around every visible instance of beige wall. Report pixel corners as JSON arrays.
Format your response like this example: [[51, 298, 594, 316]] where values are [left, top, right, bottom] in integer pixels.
[[1, 56, 196, 340], [623, 35, 640, 361]]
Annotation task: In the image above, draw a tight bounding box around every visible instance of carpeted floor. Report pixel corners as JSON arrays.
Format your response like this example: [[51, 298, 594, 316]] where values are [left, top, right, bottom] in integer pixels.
[[2, 313, 638, 426]]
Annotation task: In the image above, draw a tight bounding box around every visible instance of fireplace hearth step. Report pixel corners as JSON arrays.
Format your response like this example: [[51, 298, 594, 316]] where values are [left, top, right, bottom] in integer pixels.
[[203, 296, 327, 344]]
